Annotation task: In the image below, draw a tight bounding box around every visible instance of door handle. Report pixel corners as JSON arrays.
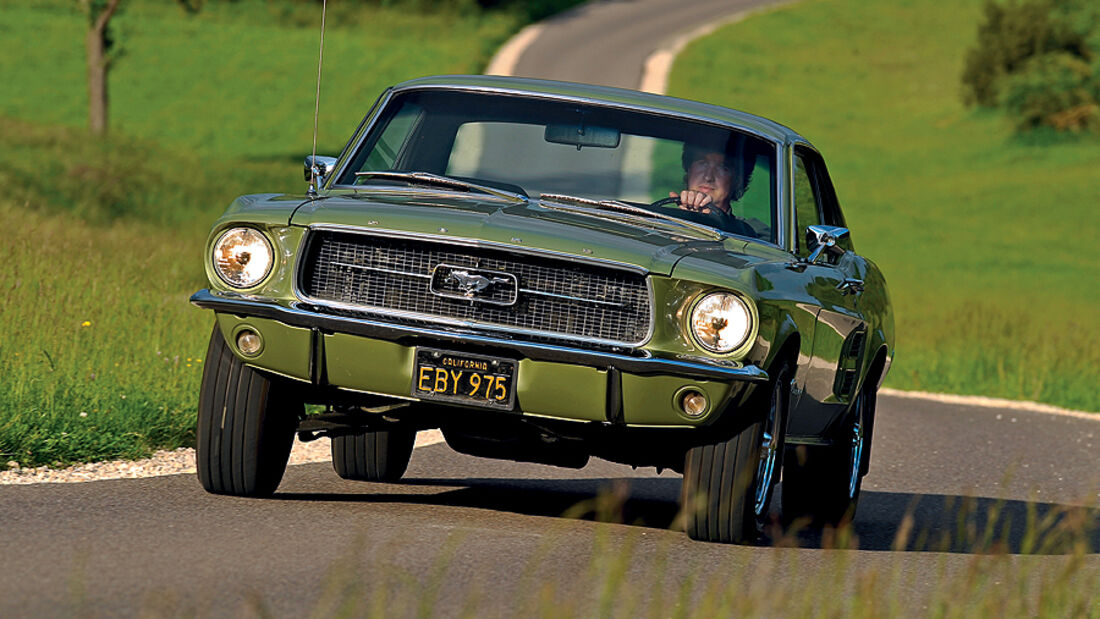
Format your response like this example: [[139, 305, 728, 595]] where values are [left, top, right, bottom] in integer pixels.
[[836, 278, 864, 295]]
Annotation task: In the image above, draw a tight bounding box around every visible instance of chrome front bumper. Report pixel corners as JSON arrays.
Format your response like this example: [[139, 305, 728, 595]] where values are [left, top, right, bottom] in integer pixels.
[[190, 289, 768, 384]]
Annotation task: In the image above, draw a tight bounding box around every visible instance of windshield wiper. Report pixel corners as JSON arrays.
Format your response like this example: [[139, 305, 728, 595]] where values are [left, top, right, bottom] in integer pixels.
[[354, 171, 526, 204], [539, 193, 724, 241]]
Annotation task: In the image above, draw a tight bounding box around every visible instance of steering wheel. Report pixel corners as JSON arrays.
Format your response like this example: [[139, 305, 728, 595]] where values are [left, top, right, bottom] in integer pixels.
[[647, 195, 758, 239], [649, 196, 682, 209]]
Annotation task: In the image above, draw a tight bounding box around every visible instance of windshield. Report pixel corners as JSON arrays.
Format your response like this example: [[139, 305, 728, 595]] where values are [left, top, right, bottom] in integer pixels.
[[337, 90, 778, 243]]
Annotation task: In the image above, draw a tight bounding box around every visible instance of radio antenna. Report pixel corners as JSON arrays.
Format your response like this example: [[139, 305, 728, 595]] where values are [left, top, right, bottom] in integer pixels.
[[308, 0, 328, 197]]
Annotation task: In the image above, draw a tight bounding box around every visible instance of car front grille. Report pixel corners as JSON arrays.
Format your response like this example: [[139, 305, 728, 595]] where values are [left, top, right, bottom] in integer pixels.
[[298, 230, 652, 347]]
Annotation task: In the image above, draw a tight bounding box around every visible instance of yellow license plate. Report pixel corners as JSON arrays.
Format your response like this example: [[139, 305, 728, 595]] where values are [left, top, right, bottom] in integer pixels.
[[412, 348, 516, 410]]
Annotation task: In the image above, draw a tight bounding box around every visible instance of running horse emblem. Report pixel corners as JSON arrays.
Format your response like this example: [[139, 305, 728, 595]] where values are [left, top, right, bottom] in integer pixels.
[[448, 269, 513, 298]]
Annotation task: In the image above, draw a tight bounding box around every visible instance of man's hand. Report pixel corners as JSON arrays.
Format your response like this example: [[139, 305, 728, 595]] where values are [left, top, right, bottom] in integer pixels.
[[670, 190, 714, 214]]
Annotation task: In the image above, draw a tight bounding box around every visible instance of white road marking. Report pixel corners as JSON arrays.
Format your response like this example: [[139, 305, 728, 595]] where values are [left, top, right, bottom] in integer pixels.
[[639, 2, 795, 95], [484, 24, 545, 77], [879, 388, 1096, 420]]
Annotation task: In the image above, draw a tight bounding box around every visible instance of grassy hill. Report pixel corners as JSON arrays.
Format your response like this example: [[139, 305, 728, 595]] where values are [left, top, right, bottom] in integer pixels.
[[668, 0, 1100, 411], [0, 0, 533, 158], [0, 0, 574, 466], [1, 0, 1096, 468]]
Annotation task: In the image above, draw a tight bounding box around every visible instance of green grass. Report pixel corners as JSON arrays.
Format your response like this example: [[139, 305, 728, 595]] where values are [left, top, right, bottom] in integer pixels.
[[0, 0, 575, 467], [0, 117, 295, 466], [290, 529, 1100, 618], [0, 196, 207, 465], [667, 0, 1100, 411], [0, 0, 530, 159]]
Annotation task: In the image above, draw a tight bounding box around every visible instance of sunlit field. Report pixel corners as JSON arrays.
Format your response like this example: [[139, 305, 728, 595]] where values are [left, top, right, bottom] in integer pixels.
[[0, 0, 534, 158], [667, 0, 1100, 411], [1, 0, 1097, 468], [0, 0, 575, 466]]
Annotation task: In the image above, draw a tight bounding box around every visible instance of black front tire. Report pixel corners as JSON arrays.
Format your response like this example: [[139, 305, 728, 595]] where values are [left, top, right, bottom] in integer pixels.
[[331, 430, 416, 482], [681, 361, 791, 544], [196, 327, 300, 497], [781, 380, 872, 527]]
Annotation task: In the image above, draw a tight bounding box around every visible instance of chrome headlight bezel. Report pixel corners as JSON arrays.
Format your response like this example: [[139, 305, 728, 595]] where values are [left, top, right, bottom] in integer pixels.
[[688, 291, 757, 356], [211, 227, 275, 289]]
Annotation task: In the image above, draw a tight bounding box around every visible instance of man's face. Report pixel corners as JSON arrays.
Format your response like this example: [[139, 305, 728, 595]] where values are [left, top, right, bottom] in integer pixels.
[[686, 152, 734, 207]]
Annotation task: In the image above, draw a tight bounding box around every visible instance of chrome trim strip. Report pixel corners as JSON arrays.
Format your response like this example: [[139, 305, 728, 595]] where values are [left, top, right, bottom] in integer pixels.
[[784, 143, 796, 253], [331, 261, 431, 279], [296, 225, 656, 348], [518, 287, 626, 309], [307, 223, 650, 274], [191, 289, 767, 384], [774, 141, 789, 252]]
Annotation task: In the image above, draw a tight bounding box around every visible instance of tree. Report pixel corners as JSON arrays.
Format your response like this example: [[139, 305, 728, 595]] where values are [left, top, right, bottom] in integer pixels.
[[79, 0, 122, 136], [77, 0, 202, 136]]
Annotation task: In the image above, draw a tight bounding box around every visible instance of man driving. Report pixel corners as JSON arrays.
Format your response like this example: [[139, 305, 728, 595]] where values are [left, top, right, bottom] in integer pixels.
[[667, 134, 758, 237]]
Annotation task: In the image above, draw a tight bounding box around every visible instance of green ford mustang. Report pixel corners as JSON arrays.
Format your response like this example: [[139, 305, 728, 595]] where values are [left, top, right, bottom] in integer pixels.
[[191, 75, 894, 544]]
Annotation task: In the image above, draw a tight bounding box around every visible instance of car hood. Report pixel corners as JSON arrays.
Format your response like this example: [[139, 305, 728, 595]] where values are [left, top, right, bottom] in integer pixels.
[[290, 191, 780, 276]]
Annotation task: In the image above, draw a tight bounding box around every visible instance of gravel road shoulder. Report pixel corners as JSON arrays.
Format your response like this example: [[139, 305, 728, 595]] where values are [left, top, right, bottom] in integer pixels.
[[0, 430, 444, 485]]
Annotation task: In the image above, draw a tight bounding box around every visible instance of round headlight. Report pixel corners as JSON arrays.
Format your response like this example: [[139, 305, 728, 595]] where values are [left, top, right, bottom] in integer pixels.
[[690, 292, 753, 354], [212, 227, 274, 288]]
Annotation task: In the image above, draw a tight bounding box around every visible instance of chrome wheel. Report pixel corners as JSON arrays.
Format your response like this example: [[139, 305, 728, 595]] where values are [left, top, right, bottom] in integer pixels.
[[847, 391, 865, 498], [753, 374, 786, 517], [682, 360, 791, 543]]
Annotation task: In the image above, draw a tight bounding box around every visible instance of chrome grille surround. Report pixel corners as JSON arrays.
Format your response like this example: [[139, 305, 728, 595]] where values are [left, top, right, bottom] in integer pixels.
[[297, 226, 653, 348]]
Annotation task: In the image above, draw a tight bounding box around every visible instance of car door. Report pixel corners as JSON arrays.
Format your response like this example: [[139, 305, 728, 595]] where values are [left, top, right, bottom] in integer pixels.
[[787, 145, 869, 438]]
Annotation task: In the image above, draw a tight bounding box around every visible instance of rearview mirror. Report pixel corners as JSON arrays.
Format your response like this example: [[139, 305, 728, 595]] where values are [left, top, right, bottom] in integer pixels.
[[544, 123, 620, 149]]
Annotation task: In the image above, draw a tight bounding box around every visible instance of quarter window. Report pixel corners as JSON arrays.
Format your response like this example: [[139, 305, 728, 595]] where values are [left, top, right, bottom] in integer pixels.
[[793, 153, 822, 256], [361, 103, 423, 171]]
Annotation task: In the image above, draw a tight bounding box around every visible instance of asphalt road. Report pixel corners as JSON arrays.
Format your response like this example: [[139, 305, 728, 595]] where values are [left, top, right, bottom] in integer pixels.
[[2, 394, 1099, 616], [509, 0, 767, 88], [4, 0, 1099, 616]]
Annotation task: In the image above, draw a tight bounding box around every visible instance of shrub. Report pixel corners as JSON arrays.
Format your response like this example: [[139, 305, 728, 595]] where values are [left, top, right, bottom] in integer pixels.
[[960, 0, 1100, 131], [1000, 52, 1100, 130], [962, 0, 1065, 107]]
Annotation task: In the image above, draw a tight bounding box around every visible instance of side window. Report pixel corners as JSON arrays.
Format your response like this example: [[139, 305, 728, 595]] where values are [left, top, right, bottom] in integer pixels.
[[809, 156, 846, 229], [793, 153, 821, 256], [360, 103, 423, 172], [801, 148, 852, 251]]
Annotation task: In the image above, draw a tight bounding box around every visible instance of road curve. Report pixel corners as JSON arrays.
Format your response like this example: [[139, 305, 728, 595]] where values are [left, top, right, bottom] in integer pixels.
[[3, 1, 1099, 615], [1, 393, 1099, 615], [501, 0, 772, 89]]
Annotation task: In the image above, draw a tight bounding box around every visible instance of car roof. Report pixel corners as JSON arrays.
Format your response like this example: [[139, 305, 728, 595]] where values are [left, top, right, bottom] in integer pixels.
[[392, 75, 806, 145]]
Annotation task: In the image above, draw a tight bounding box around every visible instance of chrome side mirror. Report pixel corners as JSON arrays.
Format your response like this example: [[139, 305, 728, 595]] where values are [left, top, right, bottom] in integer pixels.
[[304, 155, 338, 194], [805, 225, 849, 264]]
